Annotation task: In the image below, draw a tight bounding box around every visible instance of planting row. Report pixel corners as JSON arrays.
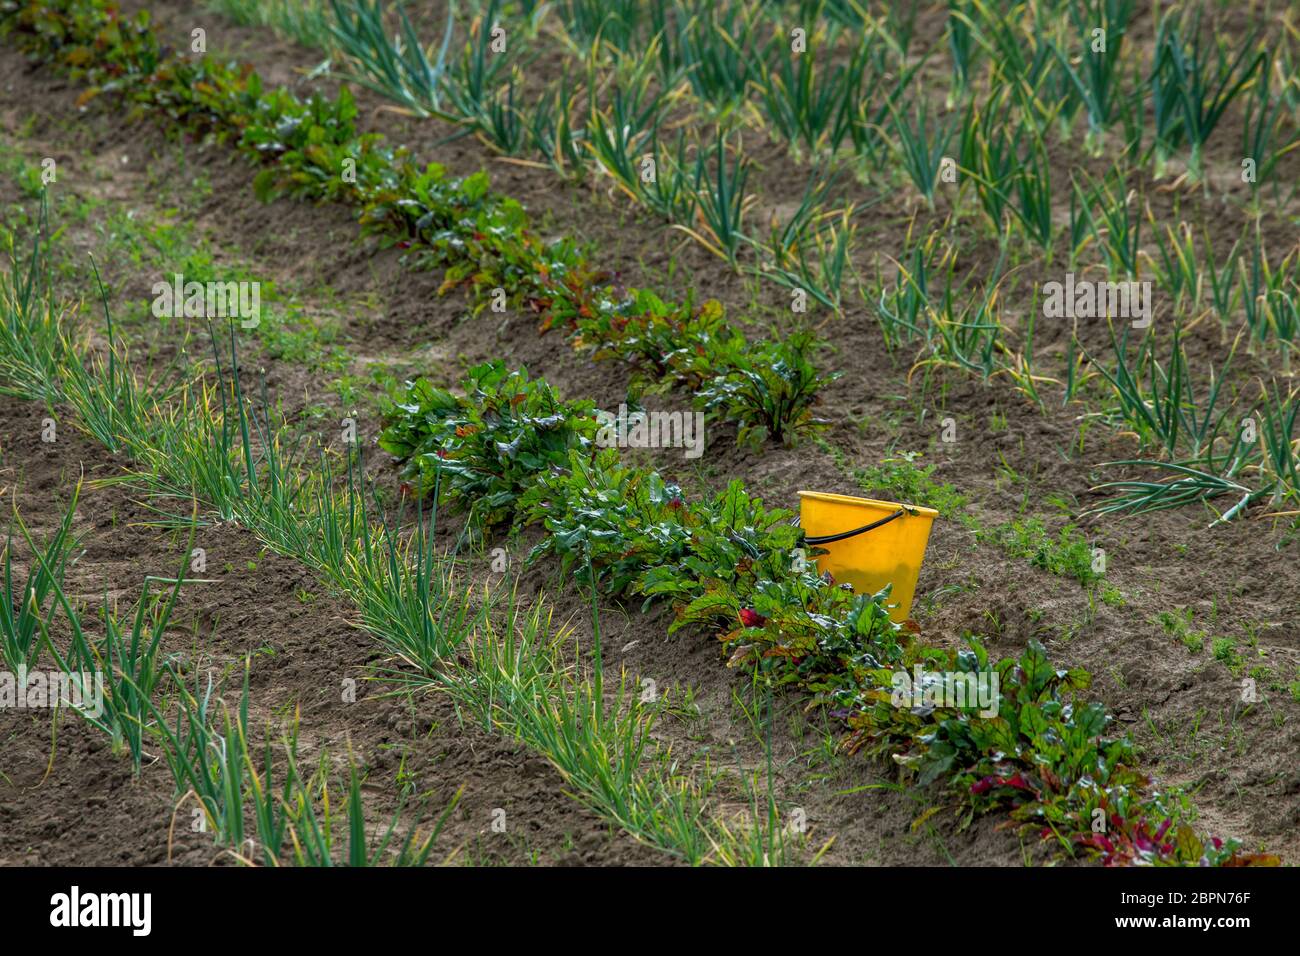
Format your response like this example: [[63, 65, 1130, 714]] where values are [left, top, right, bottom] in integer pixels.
[[230, 1, 1298, 280], [877, 225, 1300, 519], [223, 0, 1289, 182]]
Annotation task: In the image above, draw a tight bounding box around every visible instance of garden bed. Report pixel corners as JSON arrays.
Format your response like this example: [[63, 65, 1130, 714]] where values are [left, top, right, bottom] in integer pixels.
[[0, 0, 1296, 867]]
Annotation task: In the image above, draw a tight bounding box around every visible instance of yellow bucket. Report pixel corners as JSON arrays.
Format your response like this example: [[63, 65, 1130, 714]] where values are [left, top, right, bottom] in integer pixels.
[[798, 491, 938, 623]]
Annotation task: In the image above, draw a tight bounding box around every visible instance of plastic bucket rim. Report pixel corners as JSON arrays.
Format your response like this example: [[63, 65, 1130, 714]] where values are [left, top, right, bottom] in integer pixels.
[[798, 489, 939, 520]]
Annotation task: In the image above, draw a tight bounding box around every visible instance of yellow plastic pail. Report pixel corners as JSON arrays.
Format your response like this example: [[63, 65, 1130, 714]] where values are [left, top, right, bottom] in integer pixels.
[[798, 491, 938, 623]]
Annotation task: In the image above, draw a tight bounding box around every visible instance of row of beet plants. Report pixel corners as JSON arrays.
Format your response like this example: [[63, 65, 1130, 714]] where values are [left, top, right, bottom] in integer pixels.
[[0, 0, 835, 448], [377, 361, 1276, 868]]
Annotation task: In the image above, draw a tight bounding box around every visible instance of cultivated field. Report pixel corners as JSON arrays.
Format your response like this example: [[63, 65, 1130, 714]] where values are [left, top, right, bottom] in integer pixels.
[[0, 0, 1296, 869]]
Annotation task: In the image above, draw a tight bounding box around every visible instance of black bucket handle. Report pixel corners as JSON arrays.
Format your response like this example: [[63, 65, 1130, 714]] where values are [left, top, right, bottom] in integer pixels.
[[803, 507, 906, 545]]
